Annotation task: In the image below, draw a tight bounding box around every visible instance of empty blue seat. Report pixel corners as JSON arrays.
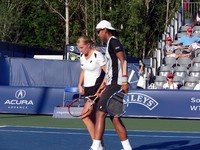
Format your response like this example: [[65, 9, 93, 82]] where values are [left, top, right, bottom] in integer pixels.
[[63, 86, 79, 107]]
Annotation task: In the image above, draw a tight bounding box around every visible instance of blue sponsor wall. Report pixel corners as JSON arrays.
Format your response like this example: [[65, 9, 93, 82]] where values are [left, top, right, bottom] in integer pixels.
[[0, 86, 77, 114], [0, 86, 200, 119], [124, 89, 200, 119]]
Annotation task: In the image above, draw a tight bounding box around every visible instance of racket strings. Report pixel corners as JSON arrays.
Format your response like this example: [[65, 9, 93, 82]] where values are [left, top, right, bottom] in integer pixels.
[[107, 93, 127, 117]]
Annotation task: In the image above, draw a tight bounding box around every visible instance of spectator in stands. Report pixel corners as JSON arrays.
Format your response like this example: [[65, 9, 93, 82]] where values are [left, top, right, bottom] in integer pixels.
[[192, 9, 200, 28], [164, 36, 191, 58], [186, 42, 200, 58], [77, 35, 106, 146], [189, 42, 200, 51], [163, 73, 178, 89], [137, 60, 146, 89], [172, 27, 200, 52]]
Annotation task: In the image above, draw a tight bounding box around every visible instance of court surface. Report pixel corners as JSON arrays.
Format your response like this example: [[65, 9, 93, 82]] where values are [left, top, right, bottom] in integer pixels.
[[1, 125, 200, 150]]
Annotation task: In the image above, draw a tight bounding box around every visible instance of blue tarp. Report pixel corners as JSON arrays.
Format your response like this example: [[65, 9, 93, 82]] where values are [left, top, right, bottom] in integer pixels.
[[0, 58, 10, 85], [0, 58, 139, 88], [9, 58, 81, 88]]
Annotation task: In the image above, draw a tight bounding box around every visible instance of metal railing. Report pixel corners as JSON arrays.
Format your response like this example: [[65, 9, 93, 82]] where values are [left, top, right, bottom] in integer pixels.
[[182, 1, 200, 25]]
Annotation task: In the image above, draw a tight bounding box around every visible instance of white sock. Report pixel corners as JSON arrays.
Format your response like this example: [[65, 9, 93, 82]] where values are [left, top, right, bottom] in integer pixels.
[[121, 139, 132, 150], [91, 140, 103, 150]]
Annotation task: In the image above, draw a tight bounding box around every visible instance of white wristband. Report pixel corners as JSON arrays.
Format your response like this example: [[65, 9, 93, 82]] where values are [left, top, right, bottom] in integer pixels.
[[122, 75, 128, 83]]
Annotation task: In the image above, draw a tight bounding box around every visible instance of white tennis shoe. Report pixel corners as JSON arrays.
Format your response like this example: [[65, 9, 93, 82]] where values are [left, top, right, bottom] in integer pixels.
[[89, 146, 104, 150]]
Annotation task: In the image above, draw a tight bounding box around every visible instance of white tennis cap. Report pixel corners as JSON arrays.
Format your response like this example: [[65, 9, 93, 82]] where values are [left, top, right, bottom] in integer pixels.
[[96, 20, 115, 30]]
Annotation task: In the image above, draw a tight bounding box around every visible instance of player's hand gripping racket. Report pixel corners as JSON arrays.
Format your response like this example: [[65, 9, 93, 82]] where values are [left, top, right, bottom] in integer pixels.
[[106, 89, 129, 117], [68, 95, 98, 117]]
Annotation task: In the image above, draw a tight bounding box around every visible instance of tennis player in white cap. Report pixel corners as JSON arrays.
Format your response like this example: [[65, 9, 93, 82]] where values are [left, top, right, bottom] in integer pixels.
[[90, 20, 133, 150]]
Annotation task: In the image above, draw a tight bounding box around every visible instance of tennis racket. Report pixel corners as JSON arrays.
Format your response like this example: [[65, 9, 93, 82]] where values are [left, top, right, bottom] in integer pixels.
[[68, 95, 99, 117], [106, 89, 129, 117]]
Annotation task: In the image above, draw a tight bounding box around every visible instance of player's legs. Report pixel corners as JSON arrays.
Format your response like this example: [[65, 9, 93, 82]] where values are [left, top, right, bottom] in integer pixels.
[[110, 117, 128, 140], [82, 85, 99, 140], [91, 85, 122, 150], [94, 110, 107, 140], [81, 100, 97, 139], [94, 85, 120, 139], [90, 110, 106, 150], [111, 117, 132, 150]]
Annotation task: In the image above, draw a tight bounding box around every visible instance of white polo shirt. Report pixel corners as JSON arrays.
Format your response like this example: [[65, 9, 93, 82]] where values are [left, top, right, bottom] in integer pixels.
[[80, 51, 106, 87]]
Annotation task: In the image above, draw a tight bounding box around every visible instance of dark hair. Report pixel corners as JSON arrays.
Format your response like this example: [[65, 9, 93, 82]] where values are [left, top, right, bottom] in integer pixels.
[[107, 29, 118, 37]]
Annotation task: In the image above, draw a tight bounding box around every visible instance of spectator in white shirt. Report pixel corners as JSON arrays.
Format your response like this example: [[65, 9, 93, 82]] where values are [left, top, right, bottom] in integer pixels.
[[137, 60, 146, 89], [163, 73, 178, 89]]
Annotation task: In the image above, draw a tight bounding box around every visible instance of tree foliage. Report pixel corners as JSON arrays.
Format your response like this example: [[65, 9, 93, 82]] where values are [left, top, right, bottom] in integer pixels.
[[0, 0, 182, 58], [0, 0, 31, 42]]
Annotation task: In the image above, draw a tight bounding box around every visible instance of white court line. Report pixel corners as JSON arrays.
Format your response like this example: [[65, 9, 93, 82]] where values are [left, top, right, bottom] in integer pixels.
[[0, 129, 90, 135], [126, 134, 200, 139], [128, 129, 200, 134], [0, 127, 200, 139], [4, 125, 200, 134], [6, 125, 200, 134], [3, 125, 86, 130], [0, 125, 7, 128]]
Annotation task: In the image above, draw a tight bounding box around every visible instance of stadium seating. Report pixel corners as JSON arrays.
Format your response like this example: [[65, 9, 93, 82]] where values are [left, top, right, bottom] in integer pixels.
[[154, 76, 167, 89], [176, 57, 191, 68], [174, 49, 182, 54], [192, 57, 200, 67], [164, 57, 176, 67], [173, 66, 188, 78], [159, 65, 172, 77], [192, 32, 200, 37], [194, 48, 200, 57], [193, 26, 200, 33], [173, 76, 184, 89], [179, 85, 194, 90], [183, 76, 199, 89], [154, 2, 200, 91], [188, 66, 200, 78], [180, 26, 190, 32]]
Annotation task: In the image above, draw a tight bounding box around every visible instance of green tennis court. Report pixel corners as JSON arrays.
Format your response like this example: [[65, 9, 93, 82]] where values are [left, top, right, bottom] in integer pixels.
[[1, 114, 200, 132]]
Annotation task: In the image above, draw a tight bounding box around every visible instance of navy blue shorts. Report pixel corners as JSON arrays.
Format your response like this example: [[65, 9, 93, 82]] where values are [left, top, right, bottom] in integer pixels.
[[84, 84, 100, 96], [84, 84, 100, 101], [97, 84, 121, 112]]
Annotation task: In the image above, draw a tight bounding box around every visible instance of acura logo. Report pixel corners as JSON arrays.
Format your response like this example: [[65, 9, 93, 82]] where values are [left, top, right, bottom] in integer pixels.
[[15, 89, 26, 99]]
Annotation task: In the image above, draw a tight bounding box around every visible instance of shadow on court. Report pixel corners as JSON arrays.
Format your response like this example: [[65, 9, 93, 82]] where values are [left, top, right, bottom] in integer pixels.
[[0, 126, 200, 150]]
